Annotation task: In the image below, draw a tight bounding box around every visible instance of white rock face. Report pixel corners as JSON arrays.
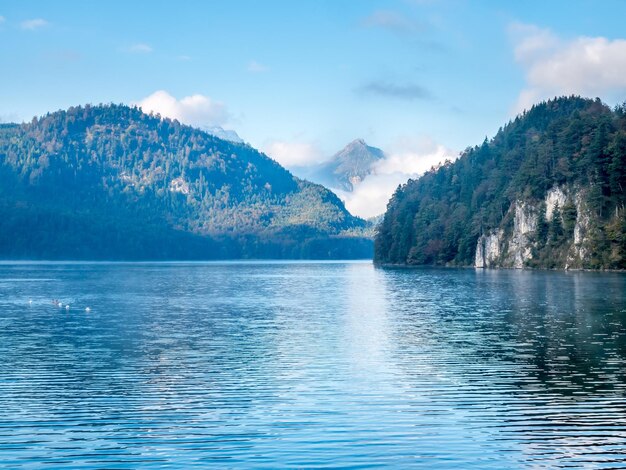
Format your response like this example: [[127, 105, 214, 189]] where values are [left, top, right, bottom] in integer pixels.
[[545, 186, 566, 221], [516, 202, 537, 234], [572, 190, 591, 260], [508, 201, 537, 268], [475, 230, 503, 268], [473, 185, 597, 270], [475, 201, 538, 269], [475, 237, 485, 268]]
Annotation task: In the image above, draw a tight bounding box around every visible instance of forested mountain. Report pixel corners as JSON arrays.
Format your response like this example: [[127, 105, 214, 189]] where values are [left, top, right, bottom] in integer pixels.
[[0, 104, 372, 260], [298, 139, 385, 192], [375, 96, 626, 269]]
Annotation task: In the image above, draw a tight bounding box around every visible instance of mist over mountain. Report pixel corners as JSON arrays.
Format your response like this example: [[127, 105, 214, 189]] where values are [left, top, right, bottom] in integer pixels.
[[294, 139, 385, 192], [0, 104, 372, 260], [285, 137, 457, 219]]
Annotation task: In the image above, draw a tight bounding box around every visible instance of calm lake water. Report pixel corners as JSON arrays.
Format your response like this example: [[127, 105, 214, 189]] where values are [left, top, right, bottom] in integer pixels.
[[1, 261, 625, 468]]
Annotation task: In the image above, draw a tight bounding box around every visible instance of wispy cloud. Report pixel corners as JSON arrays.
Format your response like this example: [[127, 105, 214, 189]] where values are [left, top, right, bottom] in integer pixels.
[[510, 22, 626, 112], [20, 18, 48, 30], [360, 8, 446, 53], [44, 49, 82, 63], [0, 112, 21, 124], [357, 81, 434, 101], [128, 43, 153, 53], [178, 55, 192, 61], [247, 60, 269, 73], [135, 90, 230, 127], [262, 139, 325, 167], [0, 16, 6, 24], [361, 10, 426, 35]]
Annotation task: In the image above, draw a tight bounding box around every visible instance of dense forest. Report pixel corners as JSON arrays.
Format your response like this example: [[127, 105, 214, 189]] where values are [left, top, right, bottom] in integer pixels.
[[0, 104, 372, 260], [375, 96, 626, 269]]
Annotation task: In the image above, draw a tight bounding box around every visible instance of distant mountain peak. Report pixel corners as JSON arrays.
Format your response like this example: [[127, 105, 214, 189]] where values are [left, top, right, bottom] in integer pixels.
[[336, 138, 383, 157], [327, 139, 385, 191], [289, 138, 385, 192], [204, 126, 244, 144]]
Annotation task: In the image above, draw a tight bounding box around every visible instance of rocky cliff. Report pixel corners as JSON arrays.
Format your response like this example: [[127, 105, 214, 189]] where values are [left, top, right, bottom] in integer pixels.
[[374, 96, 626, 270], [474, 186, 595, 269]]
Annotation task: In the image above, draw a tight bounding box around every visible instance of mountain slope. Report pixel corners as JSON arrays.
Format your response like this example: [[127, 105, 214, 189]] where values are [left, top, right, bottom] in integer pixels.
[[0, 104, 372, 260], [306, 139, 384, 191], [375, 96, 626, 269]]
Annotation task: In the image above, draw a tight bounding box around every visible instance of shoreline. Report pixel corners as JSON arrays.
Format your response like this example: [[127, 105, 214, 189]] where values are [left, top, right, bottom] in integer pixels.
[[374, 262, 626, 273]]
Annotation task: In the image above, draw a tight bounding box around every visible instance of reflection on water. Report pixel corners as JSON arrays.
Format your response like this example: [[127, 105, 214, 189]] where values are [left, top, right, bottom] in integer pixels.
[[0, 262, 625, 467]]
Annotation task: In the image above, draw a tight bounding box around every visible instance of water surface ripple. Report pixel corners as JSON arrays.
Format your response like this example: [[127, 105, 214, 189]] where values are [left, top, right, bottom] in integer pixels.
[[0, 262, 625, 468]]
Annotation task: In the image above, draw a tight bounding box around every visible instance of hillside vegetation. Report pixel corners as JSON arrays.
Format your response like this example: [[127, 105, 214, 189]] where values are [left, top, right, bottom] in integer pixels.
[[0, 104, 372, 259], [375, 97, 626, 269]]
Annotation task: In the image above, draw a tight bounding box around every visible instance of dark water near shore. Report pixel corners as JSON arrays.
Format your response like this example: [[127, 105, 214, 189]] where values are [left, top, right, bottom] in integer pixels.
[[1, 261, 625, 468]]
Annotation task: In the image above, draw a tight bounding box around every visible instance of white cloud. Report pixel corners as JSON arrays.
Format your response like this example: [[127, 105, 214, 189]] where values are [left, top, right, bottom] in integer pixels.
[[0, 16, 5, 24], [135, 90, 230, 127], [20, 18, 48, 30], [340, 136, 457, 218], [511, 22, 626, 113], [336, 173, 409, 219], [262, 140, 326, 167], [248, 60, 269, 73], [509, 23, 559, 64], [178, 55, 192, 61], [129, 43, 153, 53], [0, 112, 21, 123], [361, 10, 427, 35], [374, 136, 453, 176]]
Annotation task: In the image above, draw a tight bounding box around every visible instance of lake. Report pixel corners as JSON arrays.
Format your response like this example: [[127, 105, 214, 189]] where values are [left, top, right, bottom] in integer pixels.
[[1, 261, 625, 468]]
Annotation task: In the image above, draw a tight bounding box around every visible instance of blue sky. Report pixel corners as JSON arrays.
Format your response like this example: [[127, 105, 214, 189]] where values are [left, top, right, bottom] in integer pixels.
[[2, 0, 626, 216]]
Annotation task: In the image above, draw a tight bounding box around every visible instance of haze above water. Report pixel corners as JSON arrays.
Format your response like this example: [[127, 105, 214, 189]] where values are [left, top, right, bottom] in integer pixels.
[[1, 262, 625, 468]]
